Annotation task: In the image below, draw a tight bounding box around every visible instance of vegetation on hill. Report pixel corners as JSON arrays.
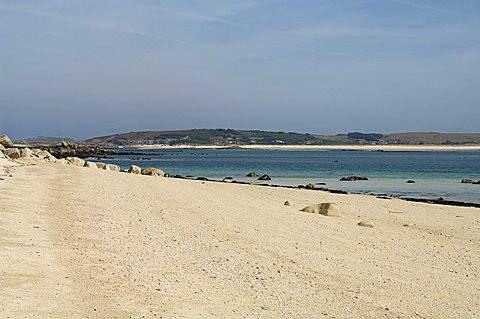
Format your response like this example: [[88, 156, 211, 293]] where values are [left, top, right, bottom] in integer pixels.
[[84, 129, 480, 146]]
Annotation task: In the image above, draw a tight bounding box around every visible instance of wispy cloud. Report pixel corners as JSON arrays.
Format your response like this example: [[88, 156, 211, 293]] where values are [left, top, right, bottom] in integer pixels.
[[390, 0, 475, 17], [0, 3, 187, 44]]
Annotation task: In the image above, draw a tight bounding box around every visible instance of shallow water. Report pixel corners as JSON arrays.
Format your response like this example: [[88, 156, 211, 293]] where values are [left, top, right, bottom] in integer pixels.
[[96, 149, 480, 204]]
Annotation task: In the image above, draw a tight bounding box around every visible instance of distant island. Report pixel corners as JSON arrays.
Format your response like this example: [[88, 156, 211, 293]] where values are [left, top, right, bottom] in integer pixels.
[[18, 129, 480, 147]]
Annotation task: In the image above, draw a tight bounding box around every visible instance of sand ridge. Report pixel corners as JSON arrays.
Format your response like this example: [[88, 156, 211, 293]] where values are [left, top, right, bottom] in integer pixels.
[[0, 160, 479, 318]]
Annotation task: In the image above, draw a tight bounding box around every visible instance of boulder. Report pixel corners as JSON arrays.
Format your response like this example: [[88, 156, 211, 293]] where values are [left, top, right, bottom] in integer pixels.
[[142, 167, 165, 177], [258, 174, 271, 181], [108, 164, 120, 171], [340, 176, 368, 181], [461, 179, 474, 184], [84, 161, 98, 168], [357, 221, 374, 228], [95, 162, 109, 170], [127, 165, 142, 174], [300, 203, 342, 217], [55, 158, 70, 165], [20, 148, 34, 158], [34, 150, 57, 162], [0, 134, 14, 148], [246, 172, 257, 177], [5, 148, 21, 159], [305, 183, 316, 189], [284, 201, 290, 206], [65, 157, 86, 167], [473, 181, 480, 185], [406, 180, 415, 184]]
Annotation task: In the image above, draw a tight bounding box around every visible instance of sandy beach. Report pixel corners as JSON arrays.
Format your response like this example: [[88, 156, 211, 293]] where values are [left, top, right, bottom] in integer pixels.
[[1, 158, 479, 318], [132, 144, 480, 152]]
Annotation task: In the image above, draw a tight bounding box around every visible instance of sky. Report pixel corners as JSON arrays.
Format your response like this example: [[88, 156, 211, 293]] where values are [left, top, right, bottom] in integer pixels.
[[1, 0, 479, 139]]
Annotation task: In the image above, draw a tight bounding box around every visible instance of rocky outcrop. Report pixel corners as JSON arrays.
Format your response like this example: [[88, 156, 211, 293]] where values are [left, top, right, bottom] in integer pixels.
[[340, 176, 368, 181], [258, 174, 271, 181], [0, 134, 14, 148], [43, 141, 116, 159], [300, 203, 342, 217], [95, 162, 110, 170], [127, 165, 142, 174], [5, 148, 21, 159], [246, 172, 257, 177], [305, 183, 315, 189], [461, 179, 474, 184], [142, 167, 165, 177]]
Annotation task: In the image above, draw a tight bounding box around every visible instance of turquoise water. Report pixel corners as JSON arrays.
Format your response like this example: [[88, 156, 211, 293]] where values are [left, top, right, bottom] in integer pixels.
[[97, 149, 480, 204]]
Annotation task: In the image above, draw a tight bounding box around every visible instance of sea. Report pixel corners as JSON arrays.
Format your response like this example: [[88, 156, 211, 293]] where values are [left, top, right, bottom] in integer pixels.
[[95, 148, 480, 204]]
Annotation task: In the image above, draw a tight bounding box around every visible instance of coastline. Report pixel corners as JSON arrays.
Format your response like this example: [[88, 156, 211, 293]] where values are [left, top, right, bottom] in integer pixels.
[[130, 144, 480, 151]]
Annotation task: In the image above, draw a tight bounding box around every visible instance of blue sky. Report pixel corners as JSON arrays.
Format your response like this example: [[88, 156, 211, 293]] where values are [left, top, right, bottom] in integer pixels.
[[1, 0, 479, 139]]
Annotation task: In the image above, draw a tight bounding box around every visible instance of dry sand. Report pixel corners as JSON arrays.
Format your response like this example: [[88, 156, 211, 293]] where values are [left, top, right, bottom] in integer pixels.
[[1, 159, 479, 318]]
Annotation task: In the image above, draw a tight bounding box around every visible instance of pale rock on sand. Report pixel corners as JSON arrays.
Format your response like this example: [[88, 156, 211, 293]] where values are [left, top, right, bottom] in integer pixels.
[[0, 134, 14, 147], [142, 167, 165, 177], [5, 148, 21, 159], [128, 165, 142, 174], [20, 148, 34, 158], [84, 161, 98, 168], [357, 220, 375, 228], [108, 164, 120, 171], [300, 202, 343, 217], [0, 144, 6, 151], [65, 157, 86, 167], [0, 149, 5, 159], [55, 158, 70, 165], [34, 150, 57, 162], [95, 162, 109, 170]]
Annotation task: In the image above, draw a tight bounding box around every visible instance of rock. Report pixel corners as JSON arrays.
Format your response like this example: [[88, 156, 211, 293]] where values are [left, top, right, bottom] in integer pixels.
[[196, 177, 208, 181], [305, 183, 316, 189], [95, 162, 109, 170], [406, 180, 415, 183], [142, 167, 165, 177], [461, 179, 474, 184], [340, 176, 368, 181], [127, 165, 142, 174], [56, 158, 70, 165], [357, 221, 374, 228], [223, 178, 233, 183], [65, 157, 86, 167], [258, 174, 271, 181], [224, 176, 233, 180], [0, 144, 5, 151], [0, 134, 14, 148], [5, 148, 21, 159], [473, 181, 480, 185], [108, 164, 120, 171], [20, 148, 34, 158], [284, 201, 290, 206], [34, 150, 57, 162], [84, 161, 98, 168], [403, 223, 414, 227], [300, 203, 342, 217], [315, 182, 326, 185], [246, 172, 257, 177], [0, 150, 5, 159]]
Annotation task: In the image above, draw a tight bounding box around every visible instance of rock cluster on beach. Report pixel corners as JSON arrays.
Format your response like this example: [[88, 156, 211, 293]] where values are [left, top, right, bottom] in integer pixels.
[[0, 134, 167, 178]]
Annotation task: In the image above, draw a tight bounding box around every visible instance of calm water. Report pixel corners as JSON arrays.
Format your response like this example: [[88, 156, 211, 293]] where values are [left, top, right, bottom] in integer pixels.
[[96, 149, 480, 204]]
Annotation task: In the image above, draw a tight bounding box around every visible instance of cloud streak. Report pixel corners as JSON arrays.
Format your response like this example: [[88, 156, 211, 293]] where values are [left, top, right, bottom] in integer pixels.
[[0, 3, 187, 44]]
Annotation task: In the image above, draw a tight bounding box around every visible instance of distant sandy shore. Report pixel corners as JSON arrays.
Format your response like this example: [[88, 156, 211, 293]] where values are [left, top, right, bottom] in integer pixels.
[[1, 158, 479, 318], [132, 144, 480, 151]]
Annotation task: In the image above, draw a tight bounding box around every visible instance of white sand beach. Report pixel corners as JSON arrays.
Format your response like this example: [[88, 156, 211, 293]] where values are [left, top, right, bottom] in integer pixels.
[[1, 157, 479, 318]]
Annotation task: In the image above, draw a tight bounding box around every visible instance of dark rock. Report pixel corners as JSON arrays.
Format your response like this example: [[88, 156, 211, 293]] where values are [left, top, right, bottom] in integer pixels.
[[196, 177, 208, 181], [246, 172, 257, 177], [340, 176, 368, 181], [305, 183, 316, 189], [406, 180, 415, 183], [284, 201, 290, 206], [461, 179, 474, 184], [473, 181, 480, 185], [223, 176, 233, 180], [258, 174, 271, 181], [315, 182, 326, 185]]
